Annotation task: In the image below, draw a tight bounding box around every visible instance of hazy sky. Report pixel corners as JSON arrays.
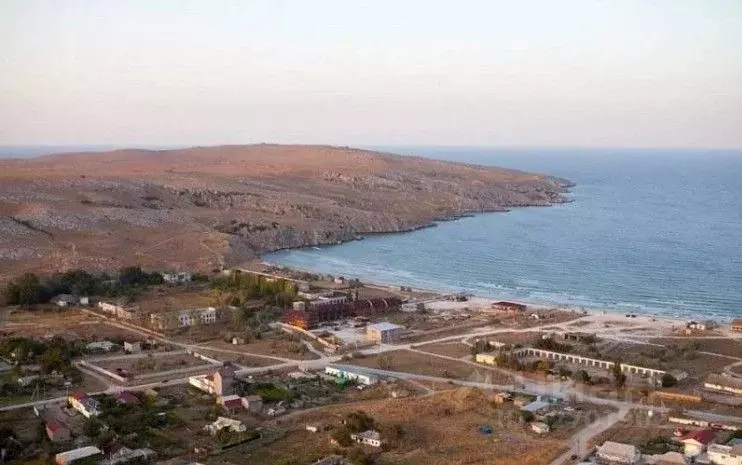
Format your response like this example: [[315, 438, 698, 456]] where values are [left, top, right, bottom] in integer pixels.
[[1, 0, 741, 148]]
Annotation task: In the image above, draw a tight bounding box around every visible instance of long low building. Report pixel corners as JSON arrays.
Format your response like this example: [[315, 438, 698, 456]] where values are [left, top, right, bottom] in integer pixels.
[[55, 446, 102, 465], [512, 347, 666, 379], [705, 374, 742, 396], [596, 441, 641, 465], [325, 366, 377, 385]]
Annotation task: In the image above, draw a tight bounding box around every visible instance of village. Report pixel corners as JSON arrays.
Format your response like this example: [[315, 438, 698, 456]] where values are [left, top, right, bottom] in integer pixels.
[[3, 264, 742, 465]]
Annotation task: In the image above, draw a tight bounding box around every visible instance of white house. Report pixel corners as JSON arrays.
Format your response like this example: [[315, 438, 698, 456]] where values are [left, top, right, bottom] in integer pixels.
[[55, 446, 103, 465], [708, 444, 742, 465], [163, 272, 192, 285], [531, 422, 550, 434], [680, 429, 716, 457], [350, 430, 382, 447], [596, 441, 641, 464], [68, 391, 101, 418], [123, 341, 141, 354], [177, 307, 217, 327], [325, 366, 377, 386], [17, 375, 40, 387], [86, 340, 117, 352], [203, 417, 246, 436]]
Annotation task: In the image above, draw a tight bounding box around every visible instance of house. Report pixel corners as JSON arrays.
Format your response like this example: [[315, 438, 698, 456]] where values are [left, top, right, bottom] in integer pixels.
[[203, 417, 246, 435], [188, 365, 237, 396], [86, 340, 117, 352], [475, 353, 497, 365], [100, 447, 157, 465], [46, 419, 71, 442], [123, 341, 141, 354], [325, 366, 378, 386], [365, 322, 404, 343], [708, 443, 742, 465], [306, 425, 319, 433], [520, 400, 551, 415], [680, 429, 716, 457], [219, 394, 244, 412], [705, 374, 742, 396], [98, 301, 140, 321], [162, 271, 192, 285], [266, 406, 286, 416], [17, 375, 40, 387], [55, 446, 103, 465], [68, 391, 101, 418], [115, 391, 139, 405], [150, 307, 220, 331], [242, 395, 263, 413], [732, 320, 742, 333], [493, 392, 512, 404], [52, 294, 78, 307], [350, 430, 382, 447], [531, 422, 550, 434], [596, 441, 641, 464], [79, 296, 89, 306], [650, 451, 687, 465]]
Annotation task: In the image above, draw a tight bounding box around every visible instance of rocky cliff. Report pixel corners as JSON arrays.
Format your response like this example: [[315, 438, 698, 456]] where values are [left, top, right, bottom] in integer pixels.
[[0, 145, 571, 280]]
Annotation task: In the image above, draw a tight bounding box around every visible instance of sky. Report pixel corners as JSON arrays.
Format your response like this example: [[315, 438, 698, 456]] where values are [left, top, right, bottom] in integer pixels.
[[1, 0, 741, 148]]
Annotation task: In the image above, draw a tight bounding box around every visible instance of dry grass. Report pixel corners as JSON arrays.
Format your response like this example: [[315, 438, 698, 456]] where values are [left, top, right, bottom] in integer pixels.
[[347, 350, 514, 384], [195, 338, 319, 360], [187, 348, 281, 367], [93, 353, 210, 375], [238, 388, 569, 465], [415, 341, 472, 358], [650, 338, 742, 359], [590, 410, 677, 448], [137, 286, 215, 314]]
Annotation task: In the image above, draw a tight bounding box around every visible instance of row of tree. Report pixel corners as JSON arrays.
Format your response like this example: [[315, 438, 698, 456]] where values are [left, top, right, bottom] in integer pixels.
[[210, 271, 297, 307], [2, 266, 165, 307]]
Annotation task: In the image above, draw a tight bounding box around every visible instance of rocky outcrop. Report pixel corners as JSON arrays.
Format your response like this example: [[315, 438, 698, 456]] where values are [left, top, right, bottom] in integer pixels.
[[0, 144, 571, 279]]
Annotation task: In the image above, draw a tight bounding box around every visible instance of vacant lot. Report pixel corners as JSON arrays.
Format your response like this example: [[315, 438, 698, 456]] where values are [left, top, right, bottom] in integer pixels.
[[487, 331, 541, 345], [93, 353, 211, 376], [617, 342, 731, 379], [347, 350, 514, 384], [188, 348, 282, 368], [137, 286, 214, 314], [650, 338, 742, 359], [591, 410, 685, 452], [415, 341, 472, 358], [194, 337, 319, 360], [232, 387, 570, 465]]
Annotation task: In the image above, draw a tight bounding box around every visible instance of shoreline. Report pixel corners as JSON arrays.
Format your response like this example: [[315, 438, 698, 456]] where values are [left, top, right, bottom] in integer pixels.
[[257, 260, 705, 329]]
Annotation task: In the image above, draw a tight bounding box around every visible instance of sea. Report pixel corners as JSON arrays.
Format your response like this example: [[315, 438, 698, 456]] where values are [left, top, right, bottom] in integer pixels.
[[266, 147, 742, 321]]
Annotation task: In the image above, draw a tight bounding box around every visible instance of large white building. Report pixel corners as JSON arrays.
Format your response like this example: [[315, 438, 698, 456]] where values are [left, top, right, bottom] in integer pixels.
[[325, 366, 377, 386], [596, 441, 641, 464], [709, 444, 742, 465], [203, 417, 246, 436], [365, 322, 404, 343]]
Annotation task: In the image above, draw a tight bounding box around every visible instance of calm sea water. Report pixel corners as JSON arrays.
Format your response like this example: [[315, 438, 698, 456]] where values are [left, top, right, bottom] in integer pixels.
[[266, 147, 742, 320]]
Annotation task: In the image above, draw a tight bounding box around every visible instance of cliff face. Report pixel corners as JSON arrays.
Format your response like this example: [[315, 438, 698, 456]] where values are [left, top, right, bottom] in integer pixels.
[[0, 145, 571, 279]]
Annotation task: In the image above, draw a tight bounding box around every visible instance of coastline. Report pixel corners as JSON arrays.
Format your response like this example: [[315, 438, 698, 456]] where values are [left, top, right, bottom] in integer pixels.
[[257, 259, 697, 330]]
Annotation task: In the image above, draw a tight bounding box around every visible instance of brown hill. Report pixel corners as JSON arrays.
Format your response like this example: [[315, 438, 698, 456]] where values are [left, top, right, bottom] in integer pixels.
[[0, 144, 571, 280]]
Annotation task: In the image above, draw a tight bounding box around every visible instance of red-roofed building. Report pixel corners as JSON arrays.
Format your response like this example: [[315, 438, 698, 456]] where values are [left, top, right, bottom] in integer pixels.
[[46, 419, 71, 443], [219, 394, 244, 412], [115, 391, 139, 405], [681, 429, 717, 457]]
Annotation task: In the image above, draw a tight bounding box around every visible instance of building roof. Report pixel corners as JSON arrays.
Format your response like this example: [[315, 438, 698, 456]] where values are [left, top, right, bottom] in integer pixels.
[[221, 395, 243, 409], [681, 429, 716, 445], [354, 430, 381, 441], [652, 451, 686, 465], [706, 374, 742, 390], [367, 322, 403, 331], [520, 400, 551, 413], [597, 441, 639, 460], [116, 391, 139, 404], [46, 419, 68, 433], [55, 446, 102, 463], [69, 390, 88, 401], [732, 319, 742, 326], [709, 444, 742, 457], [243, 395, 263, 402]]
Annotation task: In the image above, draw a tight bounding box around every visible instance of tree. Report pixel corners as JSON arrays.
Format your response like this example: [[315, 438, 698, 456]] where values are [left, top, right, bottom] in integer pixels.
[[39, 347, 68, 374], [573, 370, 591, 384], [3, 273, 47, 306], [347, 447, 371, 465], [331, 426, 352, 447], [518, 410, 535, 423], [661, 373, 678, 388], [83, 418, 103, 437], [612, 362, 627, 388]]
